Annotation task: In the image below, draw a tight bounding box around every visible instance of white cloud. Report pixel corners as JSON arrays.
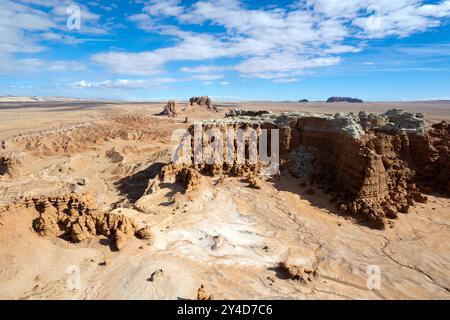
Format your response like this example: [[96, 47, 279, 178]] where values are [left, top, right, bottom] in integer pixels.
[[4, 0, 449, 83], [273, 78, 300, 83], [0, 1, 54, 54], [127, 13, 155, 31], [0, 55, 86, 74], [324, 45, 363, 54], [0, 0, 108, 74], [71, 78, 177, 90], [181, 65, 229, 73], [117, 0, 450, 82], [345, 0, 450, 38], [417, 1, 450, 17], [142, 0, 184, 17], [235, 54, 341, 78], [393, 43, 450, 56], [91, 52, 166, 75], [190, 74, 224, 81]]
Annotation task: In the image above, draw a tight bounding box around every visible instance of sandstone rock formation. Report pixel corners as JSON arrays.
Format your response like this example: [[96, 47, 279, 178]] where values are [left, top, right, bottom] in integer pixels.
[[197, 284, 213, 300], [176, 167, 202, 192], [144, 177, 160, 195], [160, 100, 177, 117], [225, 109, 273, 118], [247, 174, 262, 189], [135, 225, 153, 240], [148, 269, 164, 282], [166, 109, 449, 229], [189, 96, 218, 112], [190, 96, 211, 107], [0, 157, 19, 178], [106, 147, 125, 163], [412, 121, 450, 195], [327, 97, 363, 103], [29, 192, 141, 249], [160, 165, 203, 192], [279, 262, 319, 284]]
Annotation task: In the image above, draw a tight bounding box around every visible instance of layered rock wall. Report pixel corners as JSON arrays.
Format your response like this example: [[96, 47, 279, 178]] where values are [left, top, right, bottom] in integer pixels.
[[168, 109, 449, 229]]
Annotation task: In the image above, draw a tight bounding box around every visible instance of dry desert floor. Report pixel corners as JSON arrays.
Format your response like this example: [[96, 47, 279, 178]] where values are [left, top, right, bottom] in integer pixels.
[[0, 100, 449, 299]]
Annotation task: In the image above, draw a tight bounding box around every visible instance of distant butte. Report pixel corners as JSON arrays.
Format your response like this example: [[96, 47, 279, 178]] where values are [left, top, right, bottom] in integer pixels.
[[327, 97, 364, 103]]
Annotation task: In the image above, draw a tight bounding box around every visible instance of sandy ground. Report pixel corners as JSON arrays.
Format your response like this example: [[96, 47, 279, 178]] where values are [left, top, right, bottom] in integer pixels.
[[0, 100, 449, 300]]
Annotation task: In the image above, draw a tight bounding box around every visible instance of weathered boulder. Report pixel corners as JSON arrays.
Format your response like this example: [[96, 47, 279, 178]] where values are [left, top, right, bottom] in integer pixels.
[[135, 225, 153, 240], [278, 262, 319, 284], [197, 284, 213, 300]]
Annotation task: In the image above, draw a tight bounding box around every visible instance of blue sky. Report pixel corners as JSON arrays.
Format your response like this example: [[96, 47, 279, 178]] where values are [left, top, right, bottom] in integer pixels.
[[0, 0, 449, 101]]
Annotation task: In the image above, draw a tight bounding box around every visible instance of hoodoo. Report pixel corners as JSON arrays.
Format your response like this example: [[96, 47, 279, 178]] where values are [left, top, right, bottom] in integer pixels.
[[160, 100, 177, 117]]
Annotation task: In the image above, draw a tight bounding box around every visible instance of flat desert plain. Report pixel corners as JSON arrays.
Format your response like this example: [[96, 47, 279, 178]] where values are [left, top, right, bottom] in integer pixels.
[[0, 99, 449, 299]]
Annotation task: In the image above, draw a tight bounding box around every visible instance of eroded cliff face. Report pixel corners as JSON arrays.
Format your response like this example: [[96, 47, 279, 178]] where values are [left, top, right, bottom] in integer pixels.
[[164, 109, 449, 229], [408, 121, 450, 195]]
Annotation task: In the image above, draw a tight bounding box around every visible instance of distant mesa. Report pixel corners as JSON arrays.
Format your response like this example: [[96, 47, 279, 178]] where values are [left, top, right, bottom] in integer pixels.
[[298, 99, 309, 103], [327, 96, 363, 103]]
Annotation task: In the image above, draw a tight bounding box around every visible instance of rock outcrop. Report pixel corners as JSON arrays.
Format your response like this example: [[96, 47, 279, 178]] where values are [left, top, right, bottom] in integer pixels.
[[412, 121, 450, 195], [225, 109, 273, 118], [247, 174, 262, 189], [135, 225, 153, 240], [106, 147, 125, 163], [166, 109, 449, 229], [0, 157, 19, 178], [161, 164, 203, 192], [327, 97, 363, 103], [189, 96, 218, 112], [27, 192, 148, 250], [148, 269, 164, 282], [197, 284, 213, 300], [190, 96, 211, 107], [160, 100, 177, 117], [279, 262, 319, 284]]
